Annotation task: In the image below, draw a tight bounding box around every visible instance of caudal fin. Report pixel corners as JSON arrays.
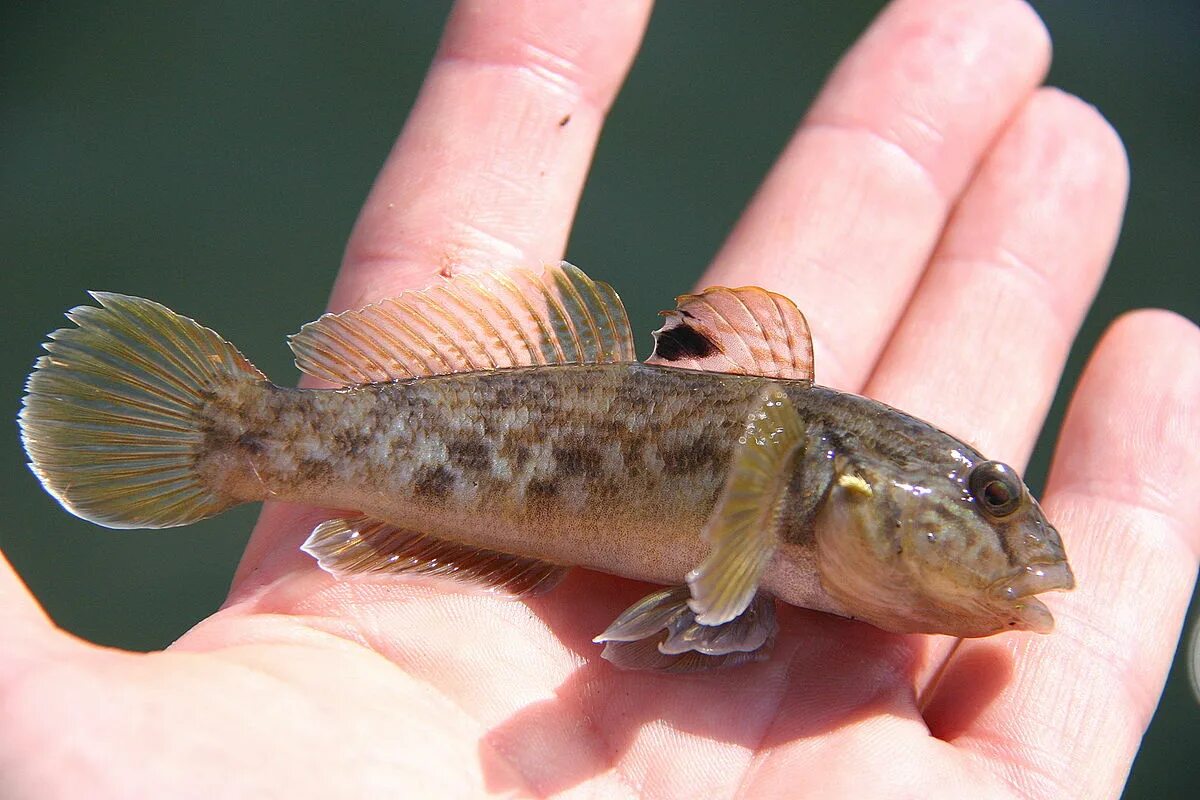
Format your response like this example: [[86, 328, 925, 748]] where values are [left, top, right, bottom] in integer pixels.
[[19, 292, 266, 529]]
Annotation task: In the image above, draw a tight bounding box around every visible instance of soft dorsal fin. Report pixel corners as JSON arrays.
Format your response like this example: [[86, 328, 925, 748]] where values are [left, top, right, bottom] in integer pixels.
[[646, 286, 814, 380], [289, 262, 635, 385]]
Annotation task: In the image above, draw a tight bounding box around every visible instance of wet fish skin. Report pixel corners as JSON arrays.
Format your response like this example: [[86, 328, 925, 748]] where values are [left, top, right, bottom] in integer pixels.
[[198, 361, 1071, 637]]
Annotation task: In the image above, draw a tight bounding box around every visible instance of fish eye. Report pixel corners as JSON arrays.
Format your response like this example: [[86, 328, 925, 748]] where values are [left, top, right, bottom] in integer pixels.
[[968, 461, 1022, 517]]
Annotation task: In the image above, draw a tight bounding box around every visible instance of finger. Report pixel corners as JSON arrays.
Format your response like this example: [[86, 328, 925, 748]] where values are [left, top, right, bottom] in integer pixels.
[[0, 549, 59, 682], [702, 0, 1051, 390], [922, 311, 1200, 799], [328, 0, 652, 312], [866, 89, 1129, 469]]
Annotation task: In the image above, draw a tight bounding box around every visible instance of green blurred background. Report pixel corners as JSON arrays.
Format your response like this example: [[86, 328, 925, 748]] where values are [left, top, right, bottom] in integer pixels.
[[2, 1, 1196, 795]]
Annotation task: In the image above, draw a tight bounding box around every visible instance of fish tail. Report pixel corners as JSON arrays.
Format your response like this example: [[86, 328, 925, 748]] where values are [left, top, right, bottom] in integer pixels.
[[20, 292, 267, 529]]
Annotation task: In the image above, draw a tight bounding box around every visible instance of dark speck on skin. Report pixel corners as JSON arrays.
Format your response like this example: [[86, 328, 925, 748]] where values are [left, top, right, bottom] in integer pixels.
[[235, 431, 265, 455]]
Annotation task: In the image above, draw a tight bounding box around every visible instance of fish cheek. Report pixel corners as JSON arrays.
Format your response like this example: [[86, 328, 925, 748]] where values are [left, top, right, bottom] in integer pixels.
[[811, 481, 919, 632], [894, 504, 1005, 603], [812, 484, 1009, 636]]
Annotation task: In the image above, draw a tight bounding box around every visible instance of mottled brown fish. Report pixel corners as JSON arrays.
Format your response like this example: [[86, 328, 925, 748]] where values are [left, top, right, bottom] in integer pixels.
[[19, 263, 1074, 671]]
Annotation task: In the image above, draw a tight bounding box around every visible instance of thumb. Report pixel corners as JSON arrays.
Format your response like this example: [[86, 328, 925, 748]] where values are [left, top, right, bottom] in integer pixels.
[[0, 548, 59, 681]]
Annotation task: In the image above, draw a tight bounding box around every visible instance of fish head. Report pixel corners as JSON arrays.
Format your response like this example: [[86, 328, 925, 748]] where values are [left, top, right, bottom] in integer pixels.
[[812, 448, 1074, 638]]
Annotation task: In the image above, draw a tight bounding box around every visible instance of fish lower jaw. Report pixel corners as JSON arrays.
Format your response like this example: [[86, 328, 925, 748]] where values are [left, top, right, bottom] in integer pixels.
[[980, 561, 1073, 635], [1003, 596, 1055, 634]]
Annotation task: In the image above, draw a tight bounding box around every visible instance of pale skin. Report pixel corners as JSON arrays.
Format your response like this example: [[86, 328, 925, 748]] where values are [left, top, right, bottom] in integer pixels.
[[2, 0, 1198, 797]]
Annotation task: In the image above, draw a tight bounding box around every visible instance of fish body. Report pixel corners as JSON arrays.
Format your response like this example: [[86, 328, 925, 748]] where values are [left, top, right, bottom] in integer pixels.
[[19, 264, 1074, 671]]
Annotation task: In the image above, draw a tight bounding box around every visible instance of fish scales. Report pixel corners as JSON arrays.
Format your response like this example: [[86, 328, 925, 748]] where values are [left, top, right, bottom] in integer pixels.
[[201, 363, 769, 583]]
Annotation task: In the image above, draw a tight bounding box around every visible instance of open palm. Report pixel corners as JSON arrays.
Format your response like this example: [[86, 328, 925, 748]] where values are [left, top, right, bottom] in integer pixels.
[[3, 1, 1198, 798]]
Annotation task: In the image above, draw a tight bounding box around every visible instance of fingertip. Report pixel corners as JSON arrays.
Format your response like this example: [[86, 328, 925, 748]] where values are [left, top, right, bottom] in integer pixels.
[[804, 0, 1056, 201], [995, 0, 1053, 67], [1052, 307, 1200, 548], [1090, 308, 1200, 417], [889, 0, 1053, 72], [1026, 86, 1131, 199], [1106, 306, 1200, 351]]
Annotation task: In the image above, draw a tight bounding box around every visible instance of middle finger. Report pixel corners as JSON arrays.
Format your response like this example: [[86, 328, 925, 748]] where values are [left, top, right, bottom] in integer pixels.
[[700, 0, 1052, 391]]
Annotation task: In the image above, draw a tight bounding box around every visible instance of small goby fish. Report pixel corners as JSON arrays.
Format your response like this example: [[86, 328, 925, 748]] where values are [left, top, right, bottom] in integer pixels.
[[19, 263, 1074, 671]]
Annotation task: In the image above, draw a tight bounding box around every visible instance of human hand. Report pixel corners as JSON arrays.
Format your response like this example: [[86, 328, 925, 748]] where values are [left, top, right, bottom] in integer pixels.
[[3, 1, 1198, 798]]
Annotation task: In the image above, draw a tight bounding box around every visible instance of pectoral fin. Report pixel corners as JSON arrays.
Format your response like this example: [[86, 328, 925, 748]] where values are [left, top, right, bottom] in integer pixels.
[[301, 514, 569, 597], [686, 385, 805, 625], [593, 586, 778, 672]]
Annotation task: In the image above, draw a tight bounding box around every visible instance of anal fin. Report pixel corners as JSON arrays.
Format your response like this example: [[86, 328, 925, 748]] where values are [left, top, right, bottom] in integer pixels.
[[593, 586, 778, 672], [301, 514, 569, 597]]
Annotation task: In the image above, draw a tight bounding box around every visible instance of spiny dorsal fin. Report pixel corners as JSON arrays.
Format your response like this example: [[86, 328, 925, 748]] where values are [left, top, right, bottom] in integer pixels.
[[289, 262, 635, 385], [646, 286, 814, 381], [301, 514, 569, 597], [686, 385, 805, 625]]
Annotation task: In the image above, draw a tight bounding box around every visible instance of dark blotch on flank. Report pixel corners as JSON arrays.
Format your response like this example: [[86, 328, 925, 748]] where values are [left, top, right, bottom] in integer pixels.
[[526, 477, 558, 498], [234, 431, 265, 455], [662, 437, 722, 474], [447, 440, 492, 472], [508, 443, 531, 471], [296, 458, 333, 484], [414, 465, 455, 498], [332, 428, 371, 456], [654, 323, 717, 361], [553, 444, 602, 476]]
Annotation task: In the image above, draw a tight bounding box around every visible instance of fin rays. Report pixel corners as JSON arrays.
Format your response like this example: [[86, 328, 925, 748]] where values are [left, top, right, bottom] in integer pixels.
[[289, 262, 635, 385], [686, 386, 805, 625], [647, 285, 814, 380], [20, 293, 264, 529], [302, 514, 570, 597], [594, 586, 778, 672]]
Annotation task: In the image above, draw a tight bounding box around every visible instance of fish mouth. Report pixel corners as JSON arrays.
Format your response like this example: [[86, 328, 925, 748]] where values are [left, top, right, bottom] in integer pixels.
[[988, 561, 1076, 602], [986, 561, 1075, 634], [1009, 596, 1055, 633]]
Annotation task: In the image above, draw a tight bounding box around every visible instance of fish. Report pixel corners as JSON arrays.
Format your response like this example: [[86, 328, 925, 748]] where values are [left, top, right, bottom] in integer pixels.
[[18, 262, 1074, 671]]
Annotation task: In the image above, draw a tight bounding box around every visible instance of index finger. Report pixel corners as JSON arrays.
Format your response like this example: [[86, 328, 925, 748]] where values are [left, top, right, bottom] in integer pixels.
[[329, 0, 652, 313]]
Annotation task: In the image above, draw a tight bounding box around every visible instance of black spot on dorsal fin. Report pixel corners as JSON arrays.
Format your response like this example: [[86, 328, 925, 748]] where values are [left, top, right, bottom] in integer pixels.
[[652, 322, 717, 361], [645, 286, 814, 380]]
